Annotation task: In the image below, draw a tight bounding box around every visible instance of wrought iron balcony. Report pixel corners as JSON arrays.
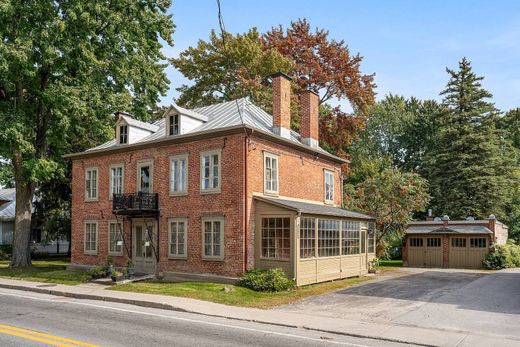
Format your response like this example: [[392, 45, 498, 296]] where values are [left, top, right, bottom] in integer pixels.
[[112, 192, 159, 216]]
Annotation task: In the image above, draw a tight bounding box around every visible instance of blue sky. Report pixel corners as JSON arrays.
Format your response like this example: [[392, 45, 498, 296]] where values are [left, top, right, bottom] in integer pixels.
[[161, 0, 520, 112]]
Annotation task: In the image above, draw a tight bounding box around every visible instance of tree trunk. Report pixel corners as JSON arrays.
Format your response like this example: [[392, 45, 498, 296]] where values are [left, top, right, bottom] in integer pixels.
[[10, 156, 35, 267]]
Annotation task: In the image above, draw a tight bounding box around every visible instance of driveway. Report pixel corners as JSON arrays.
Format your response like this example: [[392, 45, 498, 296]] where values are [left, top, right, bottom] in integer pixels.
[[277, 267, 520, 340]]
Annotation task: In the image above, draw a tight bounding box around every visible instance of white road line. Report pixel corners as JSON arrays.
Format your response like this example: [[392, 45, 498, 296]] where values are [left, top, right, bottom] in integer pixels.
[[0, 290, 373, 347]]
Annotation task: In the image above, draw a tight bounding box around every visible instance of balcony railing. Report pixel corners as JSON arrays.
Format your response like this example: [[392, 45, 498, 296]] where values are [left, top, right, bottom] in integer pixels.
[[112, 192, 159, 216]]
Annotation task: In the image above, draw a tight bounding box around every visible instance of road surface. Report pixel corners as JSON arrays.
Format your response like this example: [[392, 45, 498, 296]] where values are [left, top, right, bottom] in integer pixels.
[[0, 288, 411, 347]]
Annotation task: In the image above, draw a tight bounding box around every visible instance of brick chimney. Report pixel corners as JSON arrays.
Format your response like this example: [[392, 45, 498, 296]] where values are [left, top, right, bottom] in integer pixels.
[[488, 214, 497, 243], [271, 72, 292, 139], [300, 89, 320, 147]]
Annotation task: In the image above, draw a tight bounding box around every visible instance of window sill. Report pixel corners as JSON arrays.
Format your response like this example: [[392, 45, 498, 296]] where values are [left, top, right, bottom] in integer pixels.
[[108, 252, 124, 257], [169, 192, 188, 197], [84, 198, 99, 203], [200, 189, 221, 195], [202, 256, 224, 261], [324, 200, 334, 206], [263, 191, 279, 197], [84, 252, 98, 256], [259, 257, 290, 262], [168, 256, 188, 260]]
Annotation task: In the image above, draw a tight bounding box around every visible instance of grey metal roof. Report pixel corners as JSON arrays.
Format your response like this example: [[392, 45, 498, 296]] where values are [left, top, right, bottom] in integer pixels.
[[86, 98, 334, 157], [120, 115, 159, 132], [0, 188, 16, 221], [405, 225, 492, 235], [254, 196, 375, 220]]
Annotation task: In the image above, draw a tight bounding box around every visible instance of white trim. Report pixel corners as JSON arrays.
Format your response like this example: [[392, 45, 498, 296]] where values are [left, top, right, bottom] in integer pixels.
[[84, 167, 99, 202], [200, 149, 222, 194], [259, 215, 292, 261], [324, 169, 334, 205], [137, 159, 154, 193], [84, 220, 98, 255], [166, 112, 181, 137], [201, 216, 225, 261], [107, 220, 124, 256], [168, 218, 188, 259], [109, 163, 125, 200], [263, 152, 279, 196], [169, 154, 189, 196]]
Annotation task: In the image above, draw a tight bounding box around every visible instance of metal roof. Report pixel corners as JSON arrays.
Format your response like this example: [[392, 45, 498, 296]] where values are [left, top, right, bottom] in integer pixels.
[[85, 98, 336, 158], [0, 188, 15, 221], [254, 196, 375, 220], [119, 115, 159, 132], [405, 225, 492, 235]]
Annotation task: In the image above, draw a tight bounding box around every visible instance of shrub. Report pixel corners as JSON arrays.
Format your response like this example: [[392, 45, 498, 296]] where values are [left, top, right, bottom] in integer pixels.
[[0, 245, 12, 261], [483, 243, 520, 270], [237, 268, 295, 292], [88, 266, 108, 279]]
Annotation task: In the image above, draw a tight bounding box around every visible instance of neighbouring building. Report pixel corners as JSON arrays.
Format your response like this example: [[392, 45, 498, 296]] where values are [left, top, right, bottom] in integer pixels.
[[65, 73, 376, 286], [402, 214, 508, 269], [0, 188, 69, 254]]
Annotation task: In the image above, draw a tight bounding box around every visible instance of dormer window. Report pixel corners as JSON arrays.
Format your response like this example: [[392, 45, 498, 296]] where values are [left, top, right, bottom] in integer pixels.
[[169, 114, 179, 136], [119, 125, 128, 144]]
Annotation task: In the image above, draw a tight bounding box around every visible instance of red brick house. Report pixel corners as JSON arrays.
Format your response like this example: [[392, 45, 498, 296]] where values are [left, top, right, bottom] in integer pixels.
[[402, 215, 508, 269], [65, 73, 375, 286]]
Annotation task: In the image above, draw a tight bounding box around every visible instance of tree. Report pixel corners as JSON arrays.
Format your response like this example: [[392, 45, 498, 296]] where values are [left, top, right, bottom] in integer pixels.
[[0, 1, 175, 266], [351, 169, 430, 257], [0, 159, 14, 189], [424, 58, 516, 219]]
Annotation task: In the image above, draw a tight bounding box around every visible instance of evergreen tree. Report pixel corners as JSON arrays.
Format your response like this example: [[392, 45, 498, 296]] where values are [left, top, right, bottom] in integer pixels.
[[425, 58, 515, 219]]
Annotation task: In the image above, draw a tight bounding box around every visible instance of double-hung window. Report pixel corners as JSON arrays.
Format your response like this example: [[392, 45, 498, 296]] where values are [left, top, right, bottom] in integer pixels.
[[137, 160, 153, 193], [169, 114, 179, 136], [264, 153, 279, 195], [169, 218, 187, 259], [108, 221, 123, 256], [202, 217, 224, 260], [170, 155, 188, 195], [200, 150, 221, 193], [119, 125, 128, 144], [85, 167, 98, 201], [324, 170, 334, 204], [109, 164, 124, 199], [84, 221, 98, 255]]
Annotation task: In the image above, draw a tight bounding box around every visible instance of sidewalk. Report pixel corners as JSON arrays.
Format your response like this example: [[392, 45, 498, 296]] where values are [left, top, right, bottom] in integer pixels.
[[0, 278, 517, 347]]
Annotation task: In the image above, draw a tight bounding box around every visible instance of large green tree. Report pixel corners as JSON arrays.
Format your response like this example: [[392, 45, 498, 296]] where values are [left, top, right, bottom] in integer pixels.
[[425, 58, 516, 219], [0, 0, 175, 266]]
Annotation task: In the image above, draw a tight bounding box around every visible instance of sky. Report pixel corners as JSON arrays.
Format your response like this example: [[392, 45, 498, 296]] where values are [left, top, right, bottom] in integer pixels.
[[161, 0, 520, 112]]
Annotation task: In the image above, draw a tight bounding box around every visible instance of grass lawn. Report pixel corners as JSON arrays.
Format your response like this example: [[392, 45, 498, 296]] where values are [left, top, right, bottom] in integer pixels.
[[109, 267, 399, 309], [0, 258, 91, 285], [378, 259, 403, 267]]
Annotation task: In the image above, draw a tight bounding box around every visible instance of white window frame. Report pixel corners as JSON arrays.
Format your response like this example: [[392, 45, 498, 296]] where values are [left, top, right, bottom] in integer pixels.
[[109, 163, 124, 200], [324, 169, 334, 204], [167, 113, 180, 136], [260, 216, 291, 261], [169, 154, 188, 196], [263, 152, 279, 195], [108, 220, 123, 256], [137, 159, 154, 193], [85, 167, 99, 202], [118, 124, 129, 144], [200, 149, 221, 194], [201, 216, 225, 260], [84, 220, 98, 255], [168, 218, 188, 259]]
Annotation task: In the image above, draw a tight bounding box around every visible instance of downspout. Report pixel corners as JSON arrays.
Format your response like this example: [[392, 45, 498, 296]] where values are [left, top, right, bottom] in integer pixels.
[[243, 131, 249, 273]]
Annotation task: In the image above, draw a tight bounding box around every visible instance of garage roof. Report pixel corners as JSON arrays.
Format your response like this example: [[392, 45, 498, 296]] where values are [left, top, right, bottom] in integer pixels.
[[405, 225, 492, 234], [0, 188, 15, 221], [254, 196, 375, 220]]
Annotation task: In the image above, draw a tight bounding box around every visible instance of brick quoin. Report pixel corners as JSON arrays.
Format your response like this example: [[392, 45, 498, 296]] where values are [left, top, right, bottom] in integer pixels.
[[71, 131, 343, 277]]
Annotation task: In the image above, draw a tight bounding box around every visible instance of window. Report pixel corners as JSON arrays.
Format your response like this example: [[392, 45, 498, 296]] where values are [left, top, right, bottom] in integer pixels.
[[108, 221, 123, 256], [261, 217, 290, 260], [169, 114, 179, 136], [318, 219, 340, 257], [451, 238, 466, 248], [200, 150, 221, 193], [137, 160, 153, 193], [342, 221, 360, 255], [109, 164, 124, 199], [85, 167, 98, 201], [202, 217, 224, 259], [470, 238, 487, 248], [427, 237, 441, 247], [409, 238, 423, 247], [84, 221, 98, 254], [119, 125, 128, 144], [324, 170, 334, 204], [170, 155, 188, 195], [300, 218, 316, 259], [367, 223, 376, 253], [169, 218, 187, 259], [264, 153, 279, 194]]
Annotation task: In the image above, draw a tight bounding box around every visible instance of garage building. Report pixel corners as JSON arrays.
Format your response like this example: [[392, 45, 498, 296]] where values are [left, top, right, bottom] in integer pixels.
[[402, 215, 508, 269]]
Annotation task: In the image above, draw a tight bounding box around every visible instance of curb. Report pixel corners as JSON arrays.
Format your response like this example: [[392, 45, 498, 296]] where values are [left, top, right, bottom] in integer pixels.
[[0, 282, 444, 347]]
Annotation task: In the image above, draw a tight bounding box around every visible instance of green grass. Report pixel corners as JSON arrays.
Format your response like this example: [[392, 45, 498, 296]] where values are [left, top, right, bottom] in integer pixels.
[[109, 268, 399, 309], [378, 259, 403, 267], [0, 258, 91, 285]]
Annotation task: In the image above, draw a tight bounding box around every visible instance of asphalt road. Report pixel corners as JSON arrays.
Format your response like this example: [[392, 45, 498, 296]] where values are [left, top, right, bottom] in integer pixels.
[[0, 288, 412, 347]]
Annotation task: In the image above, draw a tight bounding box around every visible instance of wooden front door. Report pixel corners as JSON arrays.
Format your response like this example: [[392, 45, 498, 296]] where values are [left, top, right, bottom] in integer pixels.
[[133, 221, 157, 274]]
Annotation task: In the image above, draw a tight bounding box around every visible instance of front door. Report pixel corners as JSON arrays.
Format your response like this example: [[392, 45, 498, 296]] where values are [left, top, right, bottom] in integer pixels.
[[132, 221, 157, 274]]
